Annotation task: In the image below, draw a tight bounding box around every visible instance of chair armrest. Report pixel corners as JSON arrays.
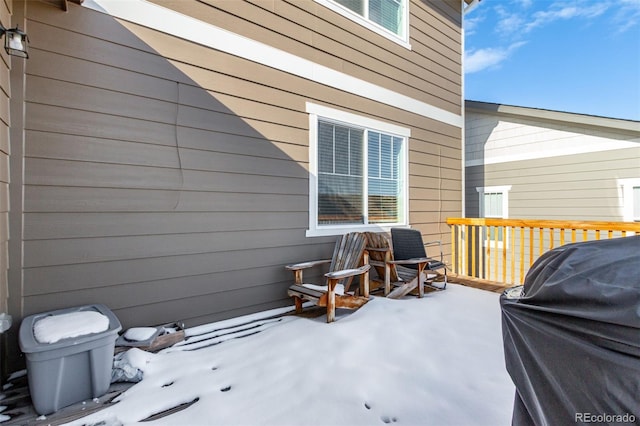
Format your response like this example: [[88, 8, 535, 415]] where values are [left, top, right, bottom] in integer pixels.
[[285, 259, 331, 271], [325, 264, 370, 280], [388, 257, 429, 266]]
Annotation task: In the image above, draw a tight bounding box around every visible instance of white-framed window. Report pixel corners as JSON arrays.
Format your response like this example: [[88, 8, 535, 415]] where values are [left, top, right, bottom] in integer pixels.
[[477, 185, 511, 246], [620, 178, 640, 222], [306, 102, 409, 237], [315, 0, 410, 48]]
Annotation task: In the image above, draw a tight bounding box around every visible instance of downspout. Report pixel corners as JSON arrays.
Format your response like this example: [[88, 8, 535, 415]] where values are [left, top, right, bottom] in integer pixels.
[[6, 0, 28, 381]]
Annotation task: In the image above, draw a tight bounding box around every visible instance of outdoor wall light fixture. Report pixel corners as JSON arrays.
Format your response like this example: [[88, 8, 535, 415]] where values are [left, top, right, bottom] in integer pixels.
[[0, 25, 29, 58]]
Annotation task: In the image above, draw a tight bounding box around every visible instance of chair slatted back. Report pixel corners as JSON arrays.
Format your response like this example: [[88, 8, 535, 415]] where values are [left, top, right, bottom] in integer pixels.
[[364, 232, 399, 283], [329, 232, 367, 285]]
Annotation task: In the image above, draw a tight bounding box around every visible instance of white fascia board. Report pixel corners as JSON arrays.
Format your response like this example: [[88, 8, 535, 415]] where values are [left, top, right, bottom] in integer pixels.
[[83, 0, 462, 129], [466, 101, 640, 133]]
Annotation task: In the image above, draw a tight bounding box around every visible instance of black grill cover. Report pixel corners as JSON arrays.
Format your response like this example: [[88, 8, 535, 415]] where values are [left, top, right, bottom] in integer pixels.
[[500, 236, 640, 425]]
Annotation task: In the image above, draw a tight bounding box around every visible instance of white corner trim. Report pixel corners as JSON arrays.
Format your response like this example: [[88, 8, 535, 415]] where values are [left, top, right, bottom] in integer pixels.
[[82, 0, 461, 129]]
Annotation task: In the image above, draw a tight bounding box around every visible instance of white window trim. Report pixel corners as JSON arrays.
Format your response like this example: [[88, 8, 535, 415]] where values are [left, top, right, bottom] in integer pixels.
[[477, 185, 511, 248], [306, 102, 410, 237], [619, 178, 640, 222], [314, 0, 412, 50]]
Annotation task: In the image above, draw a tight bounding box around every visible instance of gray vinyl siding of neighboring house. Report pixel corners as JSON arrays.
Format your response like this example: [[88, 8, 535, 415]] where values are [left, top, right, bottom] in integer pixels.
[[465, 101, 640, 221], [4, 0, 463, 365]]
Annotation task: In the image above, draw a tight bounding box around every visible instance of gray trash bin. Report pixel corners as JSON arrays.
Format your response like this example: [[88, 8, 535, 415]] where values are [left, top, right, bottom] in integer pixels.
[[19, 304, 121, 415]]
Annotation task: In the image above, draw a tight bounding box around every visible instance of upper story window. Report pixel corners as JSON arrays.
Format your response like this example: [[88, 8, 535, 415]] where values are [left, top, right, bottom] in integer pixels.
[[316, 0, 410, 48], [307, 103, 409, 237]]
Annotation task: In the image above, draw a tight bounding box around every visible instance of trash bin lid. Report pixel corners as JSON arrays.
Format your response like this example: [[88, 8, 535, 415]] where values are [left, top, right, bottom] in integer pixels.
[[19, 304, 121, 354]]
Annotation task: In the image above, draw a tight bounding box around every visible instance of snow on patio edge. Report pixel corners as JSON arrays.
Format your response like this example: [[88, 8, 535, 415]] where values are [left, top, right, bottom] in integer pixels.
[[63, 284, 515, 426]]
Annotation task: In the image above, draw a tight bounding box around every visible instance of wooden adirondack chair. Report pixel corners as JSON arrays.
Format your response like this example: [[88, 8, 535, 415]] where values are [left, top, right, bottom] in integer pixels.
[[286, 232, 371, 323], [365, 229, 447, 299]]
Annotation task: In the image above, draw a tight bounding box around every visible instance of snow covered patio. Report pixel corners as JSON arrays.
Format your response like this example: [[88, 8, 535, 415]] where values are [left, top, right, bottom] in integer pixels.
[[35, 284, 515, 425]]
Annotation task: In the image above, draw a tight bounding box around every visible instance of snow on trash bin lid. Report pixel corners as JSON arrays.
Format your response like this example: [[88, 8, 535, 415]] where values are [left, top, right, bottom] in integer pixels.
[[34, 311, 110, 344]]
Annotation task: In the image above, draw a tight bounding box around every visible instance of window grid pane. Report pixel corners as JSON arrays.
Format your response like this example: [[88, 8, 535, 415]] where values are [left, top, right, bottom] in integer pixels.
[[335, 0, 364, 14], [318, 121, 364, 225], [483, 192, 504, 241], [369, 0, 402, 34], [367, 131, 402, 224], [332, 0, 403, 36], [317, 119, 404, 226]]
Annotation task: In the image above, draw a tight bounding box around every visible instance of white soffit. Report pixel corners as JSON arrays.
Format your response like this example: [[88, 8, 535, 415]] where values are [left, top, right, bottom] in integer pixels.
[[83, 0, 462, 129], [466, 138, 640, 167]]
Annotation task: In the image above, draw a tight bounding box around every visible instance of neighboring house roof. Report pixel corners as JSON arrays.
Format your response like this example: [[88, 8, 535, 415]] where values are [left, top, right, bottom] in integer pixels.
[[466, 100, 640, 134]]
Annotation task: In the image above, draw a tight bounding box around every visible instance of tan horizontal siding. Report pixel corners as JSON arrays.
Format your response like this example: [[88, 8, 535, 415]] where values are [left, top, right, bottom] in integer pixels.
[[25, 186, 307, 213], [23, 211, 308, 240], [14, 0, 461, 331], [24, 279, 298, 326], [146, 0, 461, 113], [23, 228, 315, 268], [27, 103, 177, 146], [31, 12, 460, 140], [24, 268, 292, 309], [97, 285, 297, 329], [26, 158, 308, 194], [23, 243, 333, 297]]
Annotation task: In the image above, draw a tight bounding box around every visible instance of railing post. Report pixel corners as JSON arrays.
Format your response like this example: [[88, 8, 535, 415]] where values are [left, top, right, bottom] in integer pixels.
[[510, 226, 515, 285], [471, 225, 476, 278], [450, 224, 457, 275], [519, 227, 525, 284]]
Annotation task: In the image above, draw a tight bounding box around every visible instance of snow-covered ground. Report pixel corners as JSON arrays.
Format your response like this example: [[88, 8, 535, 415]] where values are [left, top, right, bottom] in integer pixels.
[[64, 284, 515, 426]]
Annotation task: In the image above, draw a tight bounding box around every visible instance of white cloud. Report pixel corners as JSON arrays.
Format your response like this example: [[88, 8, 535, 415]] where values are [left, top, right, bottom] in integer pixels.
[[496, 11, 525, 35], [464, 42, 526, 74], [524, 2, 610, 33], [491, 1, 613, 37], [515, 0, 534, 9], [611, 0, 640, 33], [464, 14, 485, 36], [466, 0, 636, 76]]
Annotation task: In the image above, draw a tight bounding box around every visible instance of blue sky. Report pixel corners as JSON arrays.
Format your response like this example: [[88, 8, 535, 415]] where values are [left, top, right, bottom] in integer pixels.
[[464, 0, 640, 121]]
